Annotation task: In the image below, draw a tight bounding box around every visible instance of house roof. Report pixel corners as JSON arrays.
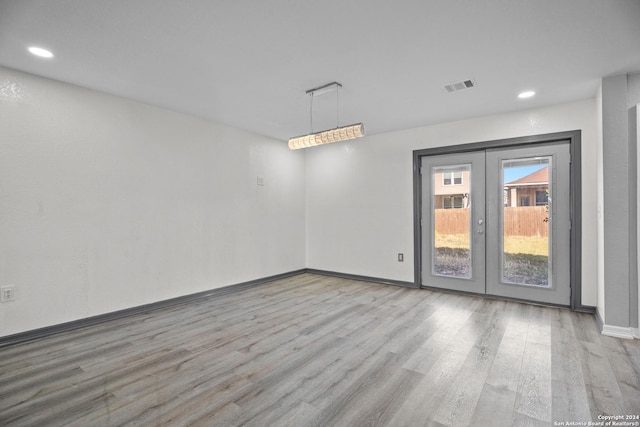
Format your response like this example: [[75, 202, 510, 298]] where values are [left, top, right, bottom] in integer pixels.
[[505, 167, 548, 186]]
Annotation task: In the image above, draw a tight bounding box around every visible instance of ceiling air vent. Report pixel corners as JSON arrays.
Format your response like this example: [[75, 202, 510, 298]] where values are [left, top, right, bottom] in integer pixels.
[[444, 79, 476, 93]]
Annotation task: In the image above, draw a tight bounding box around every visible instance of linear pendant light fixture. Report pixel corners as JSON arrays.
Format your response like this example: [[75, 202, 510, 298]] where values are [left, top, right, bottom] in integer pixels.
[[288, 82, 365, 150]]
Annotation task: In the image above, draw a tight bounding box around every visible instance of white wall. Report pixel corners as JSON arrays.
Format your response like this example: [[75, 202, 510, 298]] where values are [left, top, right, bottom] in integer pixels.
[[596, 83, 605, 319], [0, 64, 602, 338], [0, 67, 306, 337], [631, 73, 640, 334], [599, 73, 640, 334], [635, 102, 640, 336], [628, 73, 640, 109], [305, 98, 598, 306]]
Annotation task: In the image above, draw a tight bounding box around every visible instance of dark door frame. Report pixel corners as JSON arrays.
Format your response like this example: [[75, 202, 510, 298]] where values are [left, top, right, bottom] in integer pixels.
[[412, 130, 590, 312]]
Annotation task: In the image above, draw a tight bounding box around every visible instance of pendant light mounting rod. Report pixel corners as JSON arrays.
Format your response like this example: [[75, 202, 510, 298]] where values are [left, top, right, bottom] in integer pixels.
[[306, 82, 342, 96]]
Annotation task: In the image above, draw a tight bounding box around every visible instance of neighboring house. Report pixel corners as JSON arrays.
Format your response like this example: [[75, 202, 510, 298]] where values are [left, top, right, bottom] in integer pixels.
[[504, 167, 549, 207], [433, 170, 471, 208]]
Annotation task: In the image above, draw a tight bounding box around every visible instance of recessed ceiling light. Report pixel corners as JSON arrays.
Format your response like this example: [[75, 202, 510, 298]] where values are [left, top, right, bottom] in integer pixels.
[[28, 46, 54, 58], [518, 90, 535, 99]]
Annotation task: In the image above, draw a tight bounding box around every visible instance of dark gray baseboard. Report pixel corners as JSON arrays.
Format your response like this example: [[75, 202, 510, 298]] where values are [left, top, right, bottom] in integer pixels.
[[0, 269, 306, 349], [307, 270, 598, 313], [573, 304, 597, 314], [0, 267, 595, 348], [305, 268, 417, 289]]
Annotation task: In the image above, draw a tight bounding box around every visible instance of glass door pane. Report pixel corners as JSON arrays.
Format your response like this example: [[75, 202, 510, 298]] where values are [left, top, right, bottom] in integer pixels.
[[421, 151, 485, 294], [431, 164, 472, 278], [501, 157, 552, 287], [486, 143, 570, 305]]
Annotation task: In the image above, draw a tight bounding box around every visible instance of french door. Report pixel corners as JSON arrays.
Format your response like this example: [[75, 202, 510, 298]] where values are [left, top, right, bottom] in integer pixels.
[[420, 143, 571, 305]]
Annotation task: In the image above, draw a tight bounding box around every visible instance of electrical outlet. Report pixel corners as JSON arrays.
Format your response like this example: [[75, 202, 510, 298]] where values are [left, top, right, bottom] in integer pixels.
[[398, 253, 404, 262], [1, 286, 16, 302]]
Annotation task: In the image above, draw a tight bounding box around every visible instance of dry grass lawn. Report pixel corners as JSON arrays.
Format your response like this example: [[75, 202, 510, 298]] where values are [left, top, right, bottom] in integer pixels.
[[435, 232, 549, 256]]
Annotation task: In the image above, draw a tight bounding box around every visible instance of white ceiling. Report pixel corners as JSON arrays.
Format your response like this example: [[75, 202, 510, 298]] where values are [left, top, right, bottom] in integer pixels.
[[1, 0, 640, 142]]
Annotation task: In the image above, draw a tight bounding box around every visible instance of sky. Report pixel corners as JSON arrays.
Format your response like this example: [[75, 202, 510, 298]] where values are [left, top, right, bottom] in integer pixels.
[[503, 164, 547, 184]]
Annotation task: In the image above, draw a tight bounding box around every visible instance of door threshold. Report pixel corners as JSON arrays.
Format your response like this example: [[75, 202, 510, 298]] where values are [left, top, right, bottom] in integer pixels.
[[419, 284, 571, 309]]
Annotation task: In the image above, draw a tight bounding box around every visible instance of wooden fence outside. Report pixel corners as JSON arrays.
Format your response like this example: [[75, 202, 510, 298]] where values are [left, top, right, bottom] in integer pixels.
[[434, 206, 548, 237]]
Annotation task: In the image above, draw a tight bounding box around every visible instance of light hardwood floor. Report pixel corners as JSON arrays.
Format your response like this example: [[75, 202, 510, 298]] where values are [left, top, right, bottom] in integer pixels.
[[1, 273, 639, 426]]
